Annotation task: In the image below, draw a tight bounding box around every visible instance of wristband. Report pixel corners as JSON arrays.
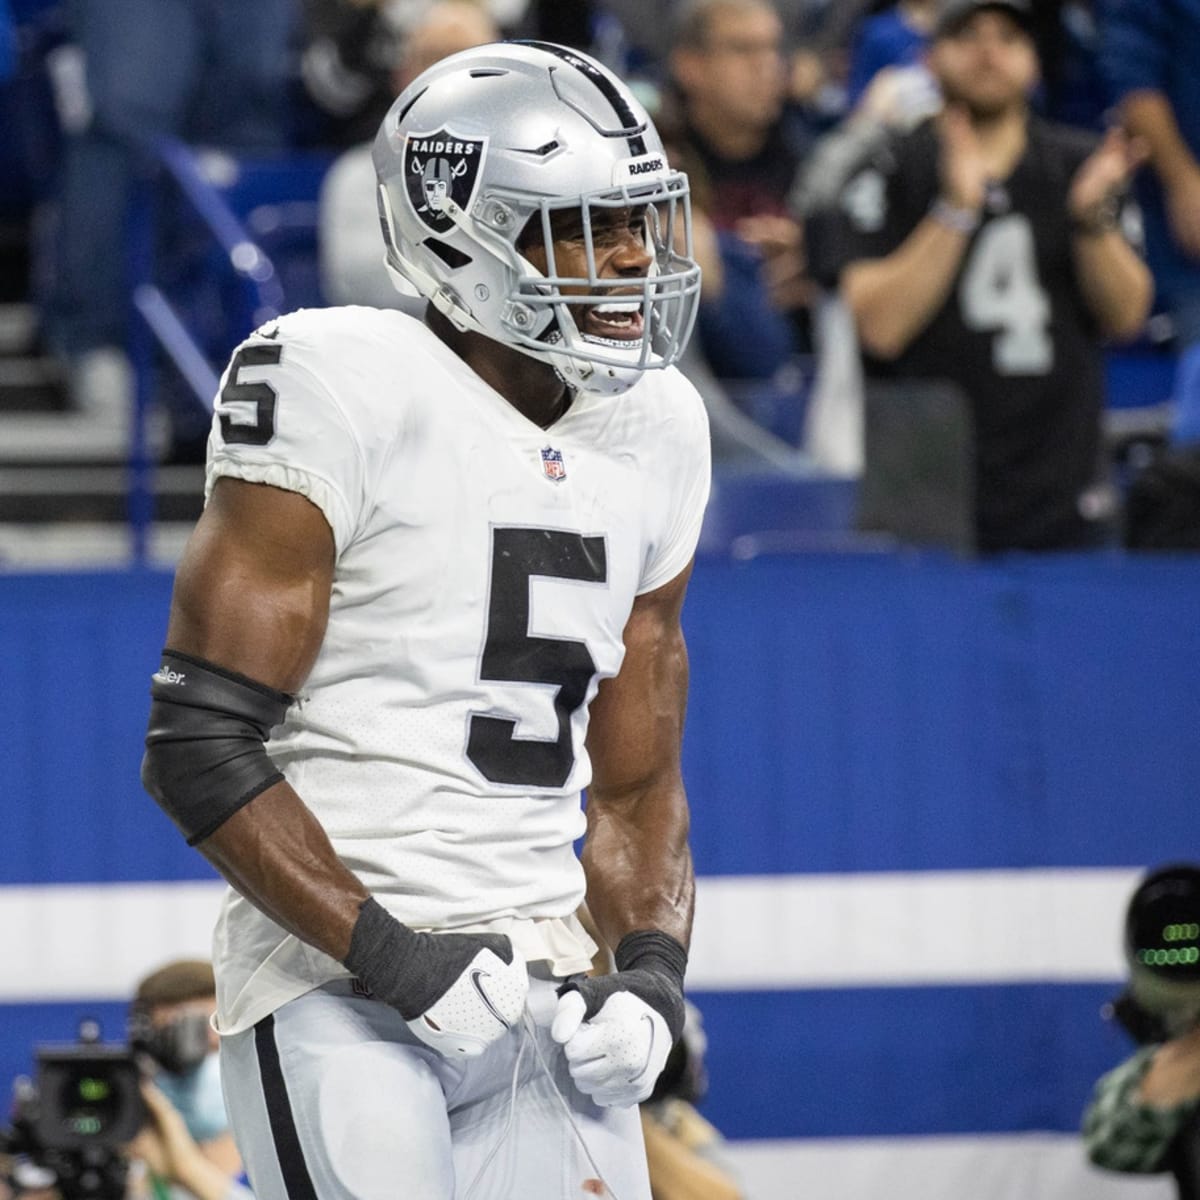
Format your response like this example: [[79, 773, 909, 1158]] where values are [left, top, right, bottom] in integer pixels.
[[343, 897, 513, 1020], [1071, 200, 1122, 238], [558, 928, 689, 1042], [930, 197, 981, 236], [614, 929, 688, 984], [615, 929, 688, 1041]]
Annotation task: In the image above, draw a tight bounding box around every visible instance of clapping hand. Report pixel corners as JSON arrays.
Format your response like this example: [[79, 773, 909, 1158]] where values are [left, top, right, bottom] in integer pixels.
[[1069, 126, 1148, 229], [937, 104, 989, 212]]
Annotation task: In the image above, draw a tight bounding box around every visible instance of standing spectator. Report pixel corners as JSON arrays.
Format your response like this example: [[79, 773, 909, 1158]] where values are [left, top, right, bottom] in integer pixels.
[[817, 0, 1152, 551], [43, 0, 296, 436], [319, 0, 498, 309], [1100, 0, 1200, 446], [666, 0, 811, 388], [667, 0, 799, 232]]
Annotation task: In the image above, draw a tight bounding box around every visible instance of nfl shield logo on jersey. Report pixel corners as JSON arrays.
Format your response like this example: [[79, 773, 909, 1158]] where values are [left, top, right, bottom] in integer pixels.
[[403, 128, 488, 235], [540, 446, 566, 482]]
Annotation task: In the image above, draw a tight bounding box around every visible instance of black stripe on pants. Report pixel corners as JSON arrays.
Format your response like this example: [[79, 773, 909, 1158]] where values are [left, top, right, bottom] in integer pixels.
[[255, 1012, 319, 1200]]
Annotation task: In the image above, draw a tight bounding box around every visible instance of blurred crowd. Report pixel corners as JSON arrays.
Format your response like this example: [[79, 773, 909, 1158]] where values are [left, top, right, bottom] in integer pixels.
[[2, 0, 1200, 551]]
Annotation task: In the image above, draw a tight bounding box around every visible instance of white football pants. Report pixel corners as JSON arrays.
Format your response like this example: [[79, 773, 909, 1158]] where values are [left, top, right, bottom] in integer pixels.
[[219, 971, 652, 1200]]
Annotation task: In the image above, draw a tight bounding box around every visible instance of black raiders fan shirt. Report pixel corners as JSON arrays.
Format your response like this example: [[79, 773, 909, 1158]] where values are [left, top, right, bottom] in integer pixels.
[[818, 118, 1119, 552]]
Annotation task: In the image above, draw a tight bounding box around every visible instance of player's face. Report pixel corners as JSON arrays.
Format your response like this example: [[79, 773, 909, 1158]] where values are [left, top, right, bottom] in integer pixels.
[[522, 205, 655, 344], [930, 11, 1039, 119]]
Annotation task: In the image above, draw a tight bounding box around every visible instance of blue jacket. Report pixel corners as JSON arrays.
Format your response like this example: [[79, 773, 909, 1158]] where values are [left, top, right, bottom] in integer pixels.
[[846, 11, 929, 111], [1099, 0, 1200, 305], [0, 0, 14, 83], [696, 231, 798, 381]]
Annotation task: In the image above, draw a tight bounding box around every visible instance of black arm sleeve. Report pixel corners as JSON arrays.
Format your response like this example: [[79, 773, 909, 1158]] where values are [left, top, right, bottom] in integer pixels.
[[141, 649, 293, 845]]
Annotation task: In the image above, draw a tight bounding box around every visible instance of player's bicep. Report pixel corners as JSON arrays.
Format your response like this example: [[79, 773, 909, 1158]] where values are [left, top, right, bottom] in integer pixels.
[[166, 477, 335, 693], [586, 561, 692, 801]]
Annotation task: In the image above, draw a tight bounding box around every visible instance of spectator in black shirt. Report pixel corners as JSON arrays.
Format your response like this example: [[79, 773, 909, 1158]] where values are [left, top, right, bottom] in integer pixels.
[[816, 0, 1152, 551]]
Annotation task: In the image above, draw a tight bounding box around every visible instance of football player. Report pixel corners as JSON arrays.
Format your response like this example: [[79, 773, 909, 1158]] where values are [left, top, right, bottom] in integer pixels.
[[142, 40, 709, 1200]]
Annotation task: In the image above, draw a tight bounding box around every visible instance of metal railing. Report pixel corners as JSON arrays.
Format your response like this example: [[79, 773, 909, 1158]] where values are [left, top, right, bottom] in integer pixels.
[[125, 136, 293, 563]]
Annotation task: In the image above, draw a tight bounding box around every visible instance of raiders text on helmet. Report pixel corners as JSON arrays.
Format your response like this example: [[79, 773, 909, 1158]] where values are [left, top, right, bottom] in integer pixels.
[[373, 41, 702, 396]]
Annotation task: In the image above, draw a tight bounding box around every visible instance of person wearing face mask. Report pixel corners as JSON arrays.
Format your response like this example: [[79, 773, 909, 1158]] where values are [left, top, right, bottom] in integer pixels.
[[128, 960, 252, 1200], [1083, 865, 1200, 1200]]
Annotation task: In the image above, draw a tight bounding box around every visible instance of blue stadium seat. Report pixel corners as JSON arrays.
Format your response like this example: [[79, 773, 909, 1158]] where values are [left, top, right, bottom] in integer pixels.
[[129, 140, 334, 423], [1105, 343, 1176, 411], [145, 144, 334, 366]]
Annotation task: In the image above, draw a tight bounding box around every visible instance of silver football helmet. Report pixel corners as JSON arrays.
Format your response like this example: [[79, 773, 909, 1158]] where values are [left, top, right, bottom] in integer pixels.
[[373, 41, 702, 396]]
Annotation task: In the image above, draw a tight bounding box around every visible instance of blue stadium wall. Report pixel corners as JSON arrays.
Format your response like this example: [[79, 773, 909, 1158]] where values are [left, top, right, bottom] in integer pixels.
[[2, 552, 1197, 1198]]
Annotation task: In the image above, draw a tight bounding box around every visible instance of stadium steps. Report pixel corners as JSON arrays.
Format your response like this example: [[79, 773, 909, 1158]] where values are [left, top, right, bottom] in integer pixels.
[[0, 302, 203, 561]]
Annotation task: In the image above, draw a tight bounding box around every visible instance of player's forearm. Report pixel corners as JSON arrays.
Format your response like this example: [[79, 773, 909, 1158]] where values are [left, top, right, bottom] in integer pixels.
[[1121, 92, 1200, 188], [842, 215, 972, 358], [1073, 232, 1154, 342], [582, 782, 695, 951], [198, 779, 370, 963]]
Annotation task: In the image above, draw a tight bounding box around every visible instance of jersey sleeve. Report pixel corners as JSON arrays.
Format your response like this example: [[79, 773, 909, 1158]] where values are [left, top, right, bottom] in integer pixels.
[[807, 136, 914, 288], [205, 319, 368, 555], [637, 377, 711, 594]]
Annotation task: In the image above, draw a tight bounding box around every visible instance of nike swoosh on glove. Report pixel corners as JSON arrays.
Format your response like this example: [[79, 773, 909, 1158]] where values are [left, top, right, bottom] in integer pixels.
[[551, 929, 687, 1107], [344, 897, 528, 1059]]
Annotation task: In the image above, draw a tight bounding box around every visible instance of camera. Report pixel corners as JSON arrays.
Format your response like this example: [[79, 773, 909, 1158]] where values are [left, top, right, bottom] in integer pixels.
[[1110, 864, 1200, 1045], [2, 1021, 146, 1200]]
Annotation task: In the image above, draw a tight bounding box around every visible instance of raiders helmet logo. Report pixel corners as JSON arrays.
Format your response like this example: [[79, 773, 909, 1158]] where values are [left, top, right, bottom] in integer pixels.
[[403, 128, 488, 235]]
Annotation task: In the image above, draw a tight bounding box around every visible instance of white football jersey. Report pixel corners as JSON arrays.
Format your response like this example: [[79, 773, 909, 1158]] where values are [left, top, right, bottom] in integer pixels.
[[203, 307, 711, 1033]]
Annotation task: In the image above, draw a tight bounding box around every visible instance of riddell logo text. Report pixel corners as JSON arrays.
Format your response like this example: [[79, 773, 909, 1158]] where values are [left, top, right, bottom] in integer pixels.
[[627, 158, 664, 175]]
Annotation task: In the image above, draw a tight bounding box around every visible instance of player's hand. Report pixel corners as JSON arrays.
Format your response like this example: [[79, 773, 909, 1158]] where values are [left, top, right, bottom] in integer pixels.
[[551, 931, 687, 1108], [937, 104, 988, 213], [400, 931, 529, 1058], [1165, 164, 1200, 261], [344, 898, 529, 1059], [1069, 126, 1147, 227]]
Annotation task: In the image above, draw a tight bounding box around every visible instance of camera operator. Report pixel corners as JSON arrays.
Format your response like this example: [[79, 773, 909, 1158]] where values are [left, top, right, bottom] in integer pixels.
[[1, 960, 249, 1200], [1083, 865, 1200, 1200], [127, 960, 251, 1200]]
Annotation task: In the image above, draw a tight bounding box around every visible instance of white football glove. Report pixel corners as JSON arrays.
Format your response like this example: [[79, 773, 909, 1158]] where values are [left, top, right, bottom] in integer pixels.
[[551, 988, 673, 1107], [404, 941, 529, 1058], [344, 898, 529, 1059]]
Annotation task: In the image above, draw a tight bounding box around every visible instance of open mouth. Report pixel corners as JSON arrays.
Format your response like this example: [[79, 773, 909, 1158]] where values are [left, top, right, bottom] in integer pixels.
[[582, 300, 645, 343]]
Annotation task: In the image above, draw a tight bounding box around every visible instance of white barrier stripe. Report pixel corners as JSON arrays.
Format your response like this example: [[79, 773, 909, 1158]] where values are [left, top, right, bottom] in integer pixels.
[[3, 880, 225, 1002], [687, 868, 1140, 990], [0, 868, 1140, 1001], [724, 1134, 1173, 1200]]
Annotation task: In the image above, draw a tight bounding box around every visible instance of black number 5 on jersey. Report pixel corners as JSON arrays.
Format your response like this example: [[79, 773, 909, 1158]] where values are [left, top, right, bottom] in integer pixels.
[[468, 527, 608, 789], [217, 343, 282, 446]]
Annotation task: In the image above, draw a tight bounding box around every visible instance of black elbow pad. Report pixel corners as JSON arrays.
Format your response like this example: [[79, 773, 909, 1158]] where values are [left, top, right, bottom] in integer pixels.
[[142, 649, 293, 845]]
